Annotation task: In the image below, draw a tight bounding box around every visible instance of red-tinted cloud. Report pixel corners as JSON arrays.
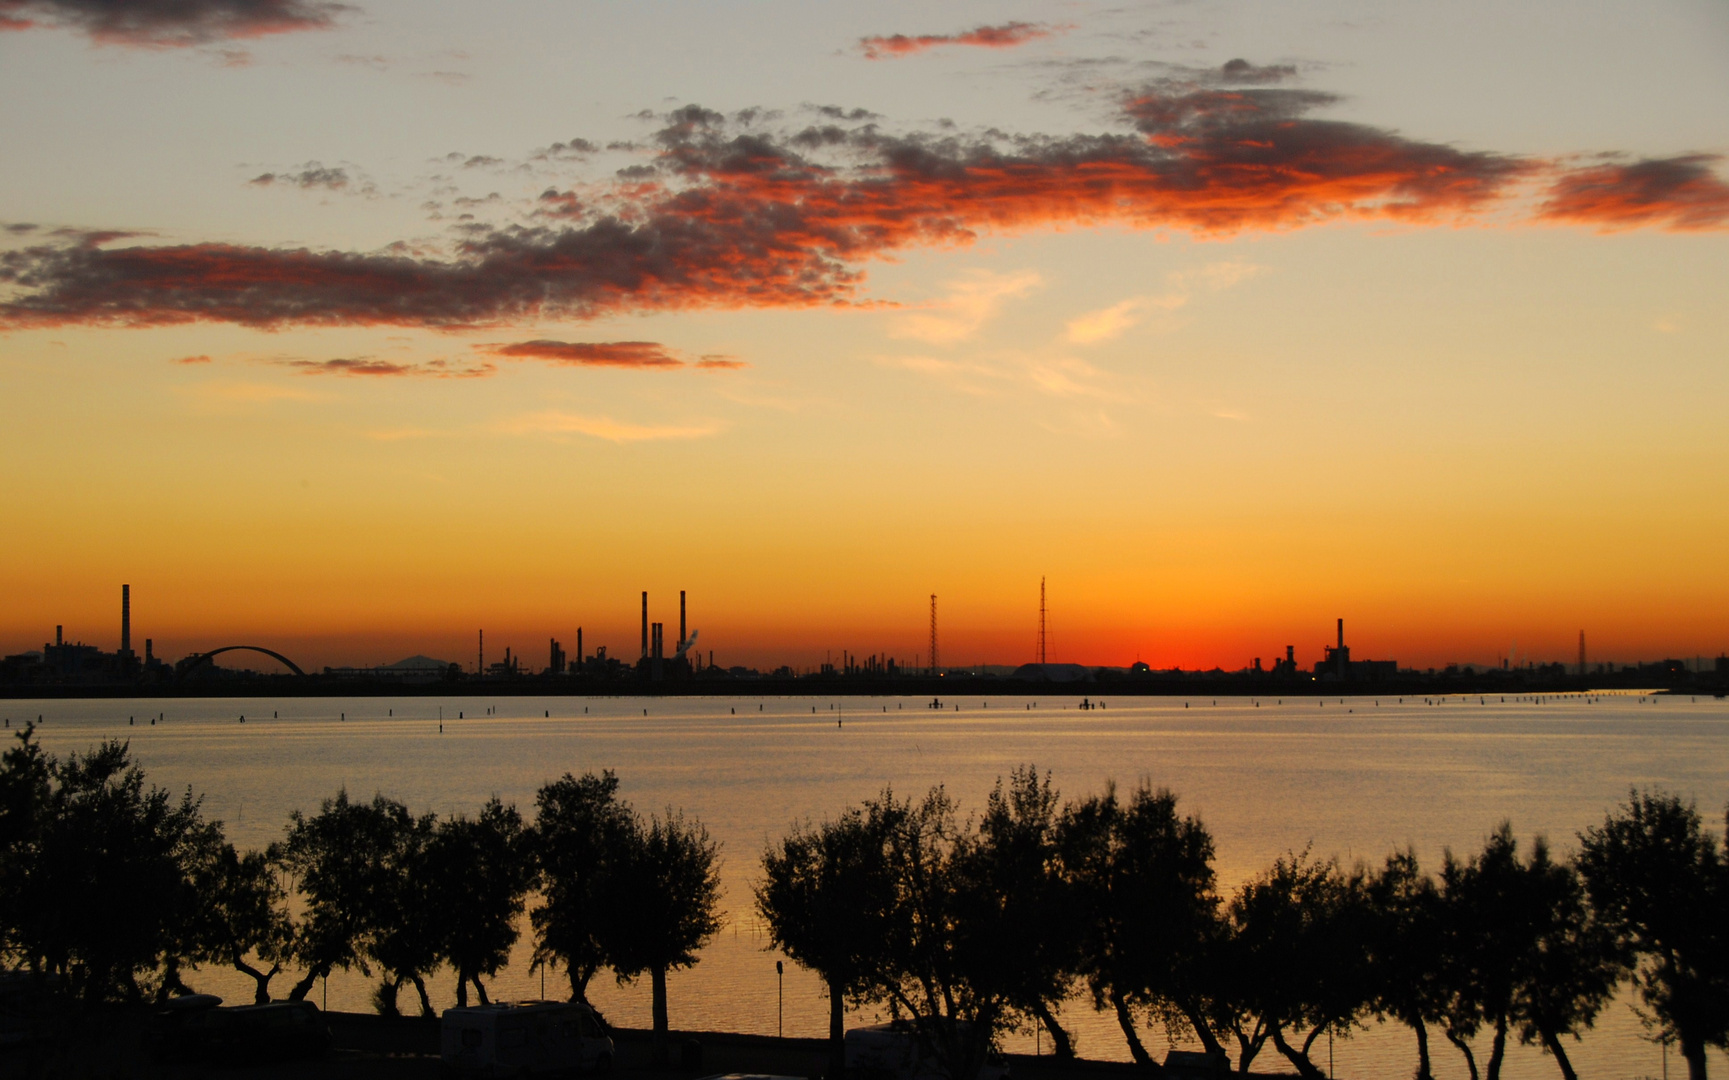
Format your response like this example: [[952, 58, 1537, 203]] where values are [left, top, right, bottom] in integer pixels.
[[283, 356, 494, 377], [174, 354, 212, 364], [1, 86, 1720, 333], [1537, 155, 1729, 231], [492, 340, 684, 369], [861, 21, 1055, 60], [0, 0, 344, 45]]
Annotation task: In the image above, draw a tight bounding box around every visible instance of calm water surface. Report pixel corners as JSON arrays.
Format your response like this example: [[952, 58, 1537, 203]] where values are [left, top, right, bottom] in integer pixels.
[[11, 691, 1728, 1079]]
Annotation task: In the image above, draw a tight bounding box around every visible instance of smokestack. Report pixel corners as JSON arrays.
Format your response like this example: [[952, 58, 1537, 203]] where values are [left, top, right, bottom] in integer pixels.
[[1286, 645, 1294, 664], [56, 625, 63, 647], [679, 590, 686, 649], [577, 627, 583, 667], [641, 592, 649, 659], [121, 584, 131, 656], [145, 639, 153, 664], [1337, 618, 1344, 650]]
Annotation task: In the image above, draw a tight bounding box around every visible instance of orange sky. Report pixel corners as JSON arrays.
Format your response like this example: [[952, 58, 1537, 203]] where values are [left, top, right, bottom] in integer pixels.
[[2, 2, 1726, 672]]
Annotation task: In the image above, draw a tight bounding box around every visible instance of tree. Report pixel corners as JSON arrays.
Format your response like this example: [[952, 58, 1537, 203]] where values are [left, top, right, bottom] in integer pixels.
[[363, 811, 440, 1016], [758, 799, 900, 1079], [532, 771, 636, 1003], [1440, 824, 1620, 1080], [844, 786, 1017, 1080], [601, 807, 722, 1064], [184, 843, 295, 1004], [275, 790, 415, 1002], [1059, 783, 1222, 1070], [1, 733, 214, 1002], [955, 768, 1083, 1060], [429, 797, 535, 1008], [1219, 851, 1374, 1080], [1365, 850, 1446, 1080], [1578, 791, 1729, 1080]]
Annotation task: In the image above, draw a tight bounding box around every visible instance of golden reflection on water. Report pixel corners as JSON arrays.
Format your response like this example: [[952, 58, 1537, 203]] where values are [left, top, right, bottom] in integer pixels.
[[14, 693, 1728, 1079]]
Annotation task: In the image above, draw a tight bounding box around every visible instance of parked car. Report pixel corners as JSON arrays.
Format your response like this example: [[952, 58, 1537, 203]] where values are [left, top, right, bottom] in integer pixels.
[[147, 995, 330, 1063], [844, 1021, 1008, 1080], [441, 1000, 614, 1078]]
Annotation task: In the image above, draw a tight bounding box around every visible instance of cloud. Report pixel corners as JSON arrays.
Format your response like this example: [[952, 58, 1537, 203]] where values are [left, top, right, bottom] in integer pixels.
[[1, 85, 1718, 332], [173, 353, 212, 364], [492, 340, 684, 368], [861, 21, 1058, 60], [696, 355, 747, 370], [1216, 58, 1297, 85], [504, 411, 722, 443], [0, 0, 345, 46], [891, 270, 1042, 343], [282, 356, 494, 377], [1066, 298, 1150, 343], [250, 162, 354, 191], [1066, 261, 1260, 342], [1537, 155, 1729, 232]]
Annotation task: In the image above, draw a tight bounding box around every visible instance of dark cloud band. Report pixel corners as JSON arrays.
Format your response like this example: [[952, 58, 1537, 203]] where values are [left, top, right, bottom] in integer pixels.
[[0, 0, 344, 45]]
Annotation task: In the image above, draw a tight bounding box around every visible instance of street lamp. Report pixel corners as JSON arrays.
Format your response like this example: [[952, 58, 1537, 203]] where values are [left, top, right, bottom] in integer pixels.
[[776, 960, 784, 1038]]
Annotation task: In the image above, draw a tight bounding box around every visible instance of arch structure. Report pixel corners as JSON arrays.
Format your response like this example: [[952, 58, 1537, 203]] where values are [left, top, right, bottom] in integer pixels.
[[178, 645, 306, 678]]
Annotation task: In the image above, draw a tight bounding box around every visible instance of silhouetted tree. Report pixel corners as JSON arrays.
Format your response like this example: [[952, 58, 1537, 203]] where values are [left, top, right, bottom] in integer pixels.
[[0, 731, 215, 1002], [1365, 849, 1446, 1080], [758, 799, 900, 1079], [1579, 791, 1729, 1080], [275, 790, 415, 1002], [363, 810, 439, 1016], [532, 771, 636, 1003], [601, 808, 722, 1064], [844, 787, 1016, 1080], [1059, 783, 1222, 1069], [1219, 851, 1373, 1080], [430, 797, 535, 1008], [952, 768, 1086, 1059], [1440, 824, 1620, 1080], [184, 843, 295, 1004]]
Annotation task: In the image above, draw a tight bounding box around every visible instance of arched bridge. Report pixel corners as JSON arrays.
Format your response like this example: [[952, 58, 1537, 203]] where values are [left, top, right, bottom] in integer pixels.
[[177, 646, 306, 679]]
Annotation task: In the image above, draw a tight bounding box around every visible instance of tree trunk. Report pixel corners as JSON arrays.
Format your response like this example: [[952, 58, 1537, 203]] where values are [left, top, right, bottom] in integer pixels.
[[1181, 1000, 1227, 1059], [1032, 1000, 1075, 1060], [1680, 1032, 1707, 1080], [1110, 988, 1153, 1068], [827, 976, 847, 1080], [651, 965, 670, 1066], [374, 976, 402, 1016], [233, 954, 278, 1004], [1445, 1029, 1479, 1080], [1411, 1018, 1432, 1080], [1270, 1024, 1327, 1080], [413, 976, 434, 1018], [1538, 1028, 1578, 1080], [158, 958, 192, 1001], [1485, 1016, 1508, 1080], [474, 974, 490, 1005], [455, 970, 469, 1008], [567, 966, 591, 1004], [288, 962, 327, 1003]]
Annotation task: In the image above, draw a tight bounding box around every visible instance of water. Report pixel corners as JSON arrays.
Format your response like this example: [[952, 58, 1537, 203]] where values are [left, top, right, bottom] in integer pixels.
[[8, 691, 1726, 1079]]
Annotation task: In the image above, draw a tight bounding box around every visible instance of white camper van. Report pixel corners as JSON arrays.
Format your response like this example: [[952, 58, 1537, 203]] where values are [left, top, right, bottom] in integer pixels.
[[440, 1001, 613, 1078], [844, 1021, 1008, 1080]]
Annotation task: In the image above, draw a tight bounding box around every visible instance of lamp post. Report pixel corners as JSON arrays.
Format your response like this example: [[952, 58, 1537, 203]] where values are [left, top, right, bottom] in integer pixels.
[[776, 961, 783, 1038]]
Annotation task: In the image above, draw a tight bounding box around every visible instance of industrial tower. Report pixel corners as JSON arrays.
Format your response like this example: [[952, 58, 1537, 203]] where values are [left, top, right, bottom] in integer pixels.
[[1038, 577, 1047, 665], [929, 594, 939, 676]]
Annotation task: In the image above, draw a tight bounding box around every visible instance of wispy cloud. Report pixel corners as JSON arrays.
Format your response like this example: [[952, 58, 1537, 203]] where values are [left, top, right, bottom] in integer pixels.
[[1066, 261, 1261, 343], [502, 411, 723, 443], [281, 356, 495, 377], [891, 270, 1043, 344], [0, 0, 346, 46], [860, 22, 1060, 60], [491, 339, 684, 369]]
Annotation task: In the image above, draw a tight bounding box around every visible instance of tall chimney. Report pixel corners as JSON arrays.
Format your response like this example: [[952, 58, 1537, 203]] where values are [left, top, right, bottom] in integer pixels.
[[577, 627, 583, 666], [145, 639, 153, 663], [121, 584, 131, 657], [641, 592, 649, 659], [679, 590, 687, 649], [1337, 618, 1344, 650], [56, 625, 63, 647]]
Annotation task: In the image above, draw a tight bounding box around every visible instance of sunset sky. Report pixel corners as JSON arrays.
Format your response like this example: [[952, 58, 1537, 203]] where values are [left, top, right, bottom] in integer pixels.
[[2, 0, 1726, 673]]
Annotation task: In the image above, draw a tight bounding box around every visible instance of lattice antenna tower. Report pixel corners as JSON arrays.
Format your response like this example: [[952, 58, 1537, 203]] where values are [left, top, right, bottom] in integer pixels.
[[929, 594, 939, 676], [1038, 577, 1047, 665]]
